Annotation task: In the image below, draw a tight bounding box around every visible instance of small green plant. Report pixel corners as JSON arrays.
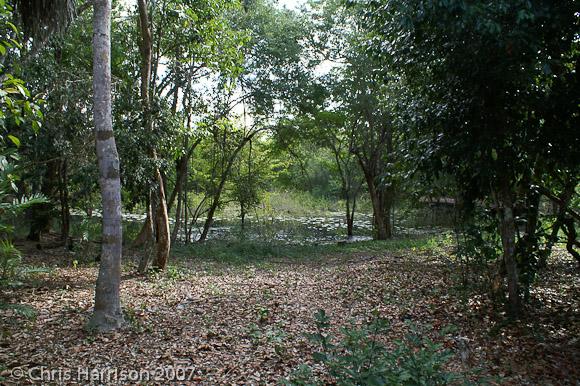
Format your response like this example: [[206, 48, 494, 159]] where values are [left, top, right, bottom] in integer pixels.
[[247, 322, 288, 357], [0, 238, 21, 282], [124, 305, 147, 333], [166, 265, 186, 281], [283, 310, 470, 386], [256, 304, 270, 324], [0, 162, 48, 285], [0, 303, 37, 320], [247, 322, 263, 343]]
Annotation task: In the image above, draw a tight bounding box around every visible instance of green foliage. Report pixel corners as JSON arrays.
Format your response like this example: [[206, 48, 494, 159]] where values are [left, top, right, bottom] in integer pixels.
[[173, 237, 435, 266], [0, 4, 48, 289], [345, 0, 579, 306], [0, 150, 48, 284], [456, 209, 502, 269], [0, 2, 43, 134], [230, 140, 270, 222], [284, 310, 466, 386], [0, 237, 19, 281], [0, 302, 37, 319]]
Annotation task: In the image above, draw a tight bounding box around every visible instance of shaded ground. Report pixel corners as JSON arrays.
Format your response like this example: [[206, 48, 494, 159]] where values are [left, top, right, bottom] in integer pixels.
[[1, 239, 578, 385]]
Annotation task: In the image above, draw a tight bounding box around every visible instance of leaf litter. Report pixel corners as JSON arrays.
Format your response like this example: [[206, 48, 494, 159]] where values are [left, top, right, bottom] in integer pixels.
[[0, 244, 578, 384]]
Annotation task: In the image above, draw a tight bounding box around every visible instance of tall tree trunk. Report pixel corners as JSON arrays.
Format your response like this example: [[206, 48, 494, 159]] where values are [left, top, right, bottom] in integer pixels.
[[562, 217, 580, 264], [89, 0, 124, 331], [345, 195, 354, 237], [520, 187, 540, 276], [152, 170, 170, 269], [138, 0, 170, 269], [199, 200, 218, 243], [349, 193, 358, 238], [541, 181, 576, 267], [334, 150, 355, 238], [184, 171, 190, 243], [59, 159, 70, 244], [171, 185, 183, 242], [133, 199, 153, 248], [136, 196, 154, 272], [169, 138, 200, 243], [364, 172, 390, 240], [384, 190, 393, 237], [497, 185, 520, 316], [28, 159, 58, 241]]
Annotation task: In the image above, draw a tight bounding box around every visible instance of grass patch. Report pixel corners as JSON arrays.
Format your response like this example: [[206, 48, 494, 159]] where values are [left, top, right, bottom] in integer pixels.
[[170, 235, 442, 266]]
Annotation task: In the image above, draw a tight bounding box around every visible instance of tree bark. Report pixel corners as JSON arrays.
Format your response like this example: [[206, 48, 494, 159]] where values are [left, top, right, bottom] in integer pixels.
[[28, 159, 58, 241], [346, 210, 354, 237], [136, 197, 154, 272], [521, 187, 540, 260], [199, 203, 217, 242], [89, 0, 124, 332], [133, 199, 153, 248], [171, 185, 183, 242], [497, 185, 520, 316], [138, 0, 170, 270], [331, 146, 359, 239], [59, 159, 70, 244], [152, 170, 170, 269], [363, 171, 392, 240]]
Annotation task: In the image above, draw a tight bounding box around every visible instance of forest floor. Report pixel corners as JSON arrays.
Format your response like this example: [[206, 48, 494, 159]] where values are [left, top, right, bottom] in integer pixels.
[[0, 237, 578, 385]]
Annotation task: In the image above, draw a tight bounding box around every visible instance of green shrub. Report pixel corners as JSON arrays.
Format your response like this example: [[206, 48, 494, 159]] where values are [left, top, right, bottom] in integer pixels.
[[0, 238, 21, 282], [283, 310, 470, 386]]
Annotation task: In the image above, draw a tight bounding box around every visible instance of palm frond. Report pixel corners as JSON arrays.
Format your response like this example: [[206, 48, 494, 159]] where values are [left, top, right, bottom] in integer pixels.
[[20, 266, 51, 275], [0, 192, 49, 213]]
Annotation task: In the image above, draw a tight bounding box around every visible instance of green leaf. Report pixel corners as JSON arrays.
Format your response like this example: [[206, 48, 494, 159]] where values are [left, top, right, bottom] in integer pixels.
[[7, 134, 20, 147], [312, 351, 328, 363]]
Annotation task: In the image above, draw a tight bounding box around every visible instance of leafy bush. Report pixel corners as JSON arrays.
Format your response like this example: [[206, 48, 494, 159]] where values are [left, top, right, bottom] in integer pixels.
[[283, 310, 468, 386], [0, 237, 21, 281], [0, 193, 48, 284]]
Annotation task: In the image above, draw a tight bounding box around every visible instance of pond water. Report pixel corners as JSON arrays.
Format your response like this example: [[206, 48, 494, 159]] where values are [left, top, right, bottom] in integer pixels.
[[72, 209, 446, 245], [186, 213, 375, 244]]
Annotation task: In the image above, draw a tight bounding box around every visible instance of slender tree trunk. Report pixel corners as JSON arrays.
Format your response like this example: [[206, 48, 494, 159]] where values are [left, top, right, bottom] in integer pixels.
[[497, 185, 520, 316], [59, 159, 70, 243], [89, 0, 124, 331], [240, 201, 246, 228], [138, 0, 170, 269], [199, 201, 218, 243], [520, 187, 540, 275], [152, 174, 170, 269], [169, 138, 200, 243], [562, 217, 580, 264], [349, 194, 358, 238], [184, 169, 190, 244], [28, 160, 58, 241], [384, 190, 393, 237], [345, 196, 354, 237], [541, 181, 576, 267], [171, 185, 182, 242], [198, 140, 249, 242], [335, 152, 355, 238], [136, 196, 154, 272], [364, 173, 390, 240], [133, 203, 153, 247]]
